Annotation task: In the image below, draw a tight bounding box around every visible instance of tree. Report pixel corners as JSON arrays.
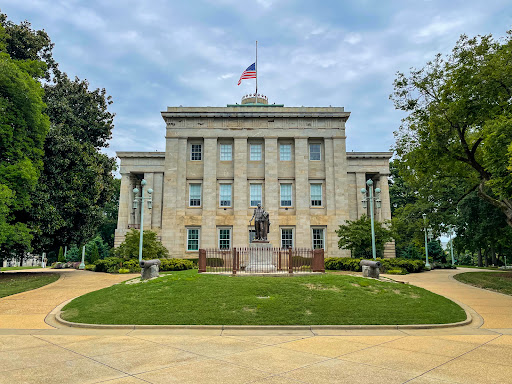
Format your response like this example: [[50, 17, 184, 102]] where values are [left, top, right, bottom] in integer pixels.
[[0, 21, 48, 265], [428, 240, 446, 263], [391, 31, 512, 226], [114, 229, 169, 260], [336, 215, 393, 258], [97, 177, 120, 247], [57, 246, 64, 262]]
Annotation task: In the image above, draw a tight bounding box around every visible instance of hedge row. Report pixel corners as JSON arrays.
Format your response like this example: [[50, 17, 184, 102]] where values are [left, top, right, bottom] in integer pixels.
[[93, 257, 195, 273], [324, 257, 425, 274]]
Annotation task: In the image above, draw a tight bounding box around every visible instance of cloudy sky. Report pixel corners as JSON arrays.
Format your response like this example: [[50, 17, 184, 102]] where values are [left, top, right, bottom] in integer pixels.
[[2, 0, 511, 161]]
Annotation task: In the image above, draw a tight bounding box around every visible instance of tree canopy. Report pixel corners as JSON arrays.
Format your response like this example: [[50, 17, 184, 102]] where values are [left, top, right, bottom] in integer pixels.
[[391, 31, 512, 226]]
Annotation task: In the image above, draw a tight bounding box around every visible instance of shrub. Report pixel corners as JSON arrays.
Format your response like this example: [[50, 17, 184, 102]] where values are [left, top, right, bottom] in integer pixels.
[[57, 247, 65, 262], [118, 268, 130, 274], [206, 258, 224, 267], [52, 262, 64, 269], [122, 259, 140, 272], [94, 257, 124, 273], [160, 258, 194, 271], [324, 257, 426, 274], [431, 262, 456, 269], [386, 268, 407, 275], [85, 264, 95, 271]]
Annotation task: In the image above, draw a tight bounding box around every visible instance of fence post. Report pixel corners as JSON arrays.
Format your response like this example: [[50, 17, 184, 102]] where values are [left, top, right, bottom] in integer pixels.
[[232, 247, 237, 275], [198, 249, 206, 273], [313, 249, 325, 272], [288, 248, 293, 274]]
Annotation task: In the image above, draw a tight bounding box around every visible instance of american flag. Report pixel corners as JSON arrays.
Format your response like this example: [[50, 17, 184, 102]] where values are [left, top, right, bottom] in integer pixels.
[[238, 63, 256, 85]]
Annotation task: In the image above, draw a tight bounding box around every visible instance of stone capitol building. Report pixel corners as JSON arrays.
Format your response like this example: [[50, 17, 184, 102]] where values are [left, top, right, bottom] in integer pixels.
[[115, 95, 394, 258]]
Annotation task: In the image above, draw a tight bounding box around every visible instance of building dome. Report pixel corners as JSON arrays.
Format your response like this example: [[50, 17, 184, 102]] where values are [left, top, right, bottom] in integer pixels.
[[241, 94, 268, 105]]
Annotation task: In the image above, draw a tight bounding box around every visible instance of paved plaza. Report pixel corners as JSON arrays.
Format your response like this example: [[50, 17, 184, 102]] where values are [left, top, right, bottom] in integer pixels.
[[1, 268, 511, 383]]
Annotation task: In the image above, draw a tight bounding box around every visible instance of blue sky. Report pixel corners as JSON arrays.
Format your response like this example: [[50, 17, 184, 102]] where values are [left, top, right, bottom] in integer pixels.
[[2, 0, 511, 162]]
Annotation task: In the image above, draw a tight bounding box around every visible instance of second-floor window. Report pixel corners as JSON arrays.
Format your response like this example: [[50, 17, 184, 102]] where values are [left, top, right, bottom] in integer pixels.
[[250, 144, 262, 161], [219, 184, 232, 207], [310, 184, 322, 206], [250, 184, 262, 206], [309, 144, 321, 161], [189, 184, 201, 206], [191, 144, 202, 161], [280, 144, 291, 161], [220, 144, 232, 161], [280, 184, 292, 207]]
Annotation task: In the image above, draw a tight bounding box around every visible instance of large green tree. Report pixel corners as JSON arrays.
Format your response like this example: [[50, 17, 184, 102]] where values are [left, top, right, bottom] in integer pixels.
[[336, 215, 393, 258], [0, 21, 49, 265], [391, 31, 512, 226]]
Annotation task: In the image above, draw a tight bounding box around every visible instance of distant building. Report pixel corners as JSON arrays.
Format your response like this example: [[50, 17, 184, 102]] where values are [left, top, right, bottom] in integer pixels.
[[115, 96, 394, 258]]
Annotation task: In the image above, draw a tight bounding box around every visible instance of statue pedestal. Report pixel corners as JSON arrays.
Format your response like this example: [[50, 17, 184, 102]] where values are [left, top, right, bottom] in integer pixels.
[[245, 242, 277, 273]]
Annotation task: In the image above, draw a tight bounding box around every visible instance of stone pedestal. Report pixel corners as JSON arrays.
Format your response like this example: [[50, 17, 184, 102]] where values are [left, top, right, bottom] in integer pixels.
[[362, 265, 379, 279], [245, 243, 276, 273], [141, 265, 159, 280]]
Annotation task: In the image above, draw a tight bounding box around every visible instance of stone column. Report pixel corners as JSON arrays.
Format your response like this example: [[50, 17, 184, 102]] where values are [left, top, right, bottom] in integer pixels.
[[151, 172, 164, 229], [379, 173, 395, 258], [114, 172, 131, 247], [202, 138, 217, 248], [324, 138, 339, 256], [143, 172, 154, 229], [356, 172, 367, 218], [161, 138, 179, 254], [333, 137, 350, 257], [233, 138, 248, 247], [175, 138, 188, 254], [264, 138, 279, 246], [294, 138, 311, 249]]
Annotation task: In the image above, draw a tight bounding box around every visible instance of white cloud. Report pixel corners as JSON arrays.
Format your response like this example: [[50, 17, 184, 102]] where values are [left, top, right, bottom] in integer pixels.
[[344, 32, 362, 45]]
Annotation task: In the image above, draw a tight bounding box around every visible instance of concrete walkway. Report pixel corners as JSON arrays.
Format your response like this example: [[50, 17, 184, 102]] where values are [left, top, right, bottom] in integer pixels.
[[0, 267, 511, 383]]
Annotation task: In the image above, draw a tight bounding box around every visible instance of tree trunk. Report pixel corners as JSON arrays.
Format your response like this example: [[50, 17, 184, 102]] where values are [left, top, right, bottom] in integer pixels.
[[477, 248, 483, 267], [484, 249, 489, 267], [491, 244, 496, 266]]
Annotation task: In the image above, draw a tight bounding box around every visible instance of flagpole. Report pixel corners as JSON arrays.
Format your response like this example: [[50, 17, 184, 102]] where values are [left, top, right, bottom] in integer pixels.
[[255, 40, 258, 104]]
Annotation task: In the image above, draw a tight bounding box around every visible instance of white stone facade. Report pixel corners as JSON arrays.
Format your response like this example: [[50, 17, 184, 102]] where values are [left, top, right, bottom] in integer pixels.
[[114, 103, 394, 258]]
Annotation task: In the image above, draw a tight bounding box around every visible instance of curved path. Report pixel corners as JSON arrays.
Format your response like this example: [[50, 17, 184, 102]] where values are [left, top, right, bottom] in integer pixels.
[[0, 267, 511, 384]]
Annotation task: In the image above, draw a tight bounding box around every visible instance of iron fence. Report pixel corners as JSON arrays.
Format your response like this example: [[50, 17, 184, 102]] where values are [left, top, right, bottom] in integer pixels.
[[198, 247, 324, 274]]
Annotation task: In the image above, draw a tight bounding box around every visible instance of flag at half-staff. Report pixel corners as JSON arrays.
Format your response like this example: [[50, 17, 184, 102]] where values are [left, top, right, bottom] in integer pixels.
[[237, 63, 256, 85]]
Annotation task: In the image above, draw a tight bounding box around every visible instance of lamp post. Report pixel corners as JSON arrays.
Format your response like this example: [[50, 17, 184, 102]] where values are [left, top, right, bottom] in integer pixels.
[[422, 213, 431, 268], [447, 227, 455, 266], [133, 179, 153, 262], [361, 179, 381, 260]]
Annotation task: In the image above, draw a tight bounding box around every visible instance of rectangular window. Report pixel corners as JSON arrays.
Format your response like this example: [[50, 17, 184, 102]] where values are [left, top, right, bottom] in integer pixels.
[[281, 228, 293, 249], [220, 144, 232, 161], [250, 144, 262, 161], [189, 184, 201, 206], [310, 184, 322, 206], [280, 184, 292, 207], [312, 228, 324, 249], [219, 184, 232, 207], [309, 144, 321, 161], [280, 144, 291, 161], [250, 184, 262, 207], [187, 228, 200, 251], [191, 144, 202, 161], [219, 228, 231, 249]]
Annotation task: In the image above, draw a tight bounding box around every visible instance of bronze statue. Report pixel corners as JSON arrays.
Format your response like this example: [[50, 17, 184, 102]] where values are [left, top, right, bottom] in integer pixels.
[[249, 203, 270, 241]]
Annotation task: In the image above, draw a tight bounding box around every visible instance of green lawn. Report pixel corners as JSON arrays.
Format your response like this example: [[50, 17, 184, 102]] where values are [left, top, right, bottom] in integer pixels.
[[456, 265, 502, 271], [0, 272, 60, 298], [61, 270, 466, 326], [1, 265, 42, 271], [454, 271, 512, 296]]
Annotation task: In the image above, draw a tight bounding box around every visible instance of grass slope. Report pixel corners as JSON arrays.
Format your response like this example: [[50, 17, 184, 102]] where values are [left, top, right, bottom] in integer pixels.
[[0, 272, 60, 298], [62, 270, 466, 325], [454, 272, 512, 296]]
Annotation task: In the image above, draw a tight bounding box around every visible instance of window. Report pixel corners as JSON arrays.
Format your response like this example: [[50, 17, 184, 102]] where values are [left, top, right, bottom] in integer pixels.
[[280, 144, 291, 161], [220, 144, 232, 161], [219, 184, 232, 207], [312, 228, 324, 249], [187, 228, 200, 251], [280, 184, 292, 207], [310, 184, 322, 206], [219, 228, 231, 249], [189, 184, 201, 206], [191, 144, 202, 161], [250, 144, 262, 161], [309, 144, 321, 161], [281, 228, 293, 249], [250, 184, 262, 206]]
